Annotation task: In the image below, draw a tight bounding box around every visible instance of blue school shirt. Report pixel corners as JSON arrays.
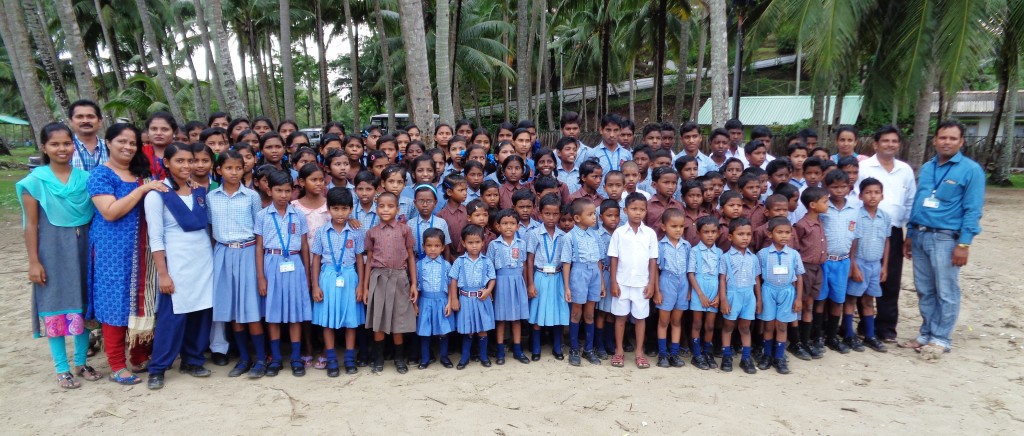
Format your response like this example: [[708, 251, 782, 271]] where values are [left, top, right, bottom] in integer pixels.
[[590, 143, 633, 175], [907, 152, 985, 245], [821, 199, 859, 256], [255, 205, 308, 252], [720, 247, 760, 289], [417, 255, 451, 295], [518, 218, 541, 239], [206, 185, 261, 244], [560, 226, 603, 264], [527, 226, 566, 268], [757, 245, 804, 287], [658, 237, 691, 276], [449, 253, 497, 291], [484, 172, 500, 185], [354, 202, 378, 235], [396, 195, 416, 223], [598, 226, 614, 269], [325, 180, 357, 198], [488, 235, 527, 270], [311, 224, 364, 268], [855, 208, 892, 262], [556, 165, 582, 194], [688, 242, 723, 278], [463, 187, 481, 205], [407, 214, 452, 258]]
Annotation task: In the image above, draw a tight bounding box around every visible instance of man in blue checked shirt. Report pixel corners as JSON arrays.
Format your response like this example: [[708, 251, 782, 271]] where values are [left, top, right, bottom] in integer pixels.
[[68, 100, 108, 172], [901, 120, 985, 358]]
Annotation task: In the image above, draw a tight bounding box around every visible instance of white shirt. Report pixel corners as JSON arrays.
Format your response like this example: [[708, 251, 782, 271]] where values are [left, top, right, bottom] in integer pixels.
[[725, 147, 775, 169], [607, 223, 659, 287], [858, 155, 916, 228]]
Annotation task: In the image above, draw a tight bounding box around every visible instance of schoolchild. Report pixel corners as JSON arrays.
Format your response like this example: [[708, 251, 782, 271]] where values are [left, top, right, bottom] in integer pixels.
[[488, 209, 531, 364], [843, 178, 890, 353], [560, 199, 606, 366], [450, 225, 498, 369], [756, 217, 804, 374], [596, 199, 622, 356], [414, 228, 456, 369], [655, 209, 691, 368], [437, 174, 470, 257], [688, 216, 724, 370], [718, 217, 761, 374], [789, 187, 830, 359], [525, 194, 570, 360], [608, 193, 660, 369], [819, 170, 860, 354]]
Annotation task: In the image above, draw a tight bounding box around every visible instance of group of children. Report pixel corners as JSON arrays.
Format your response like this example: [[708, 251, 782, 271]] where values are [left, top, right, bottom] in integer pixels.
[[28, 109, 897, 390]]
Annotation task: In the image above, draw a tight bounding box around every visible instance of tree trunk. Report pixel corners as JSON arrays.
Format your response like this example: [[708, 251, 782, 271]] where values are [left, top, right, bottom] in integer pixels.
[[192, 0, 226, 112], [829, 81, 848, 138], [515, 0, 531, 120], [436, 0, 455, 123], [250, 27, 275, 125], [990, 57, 1018, 186], [93, 0, 127, 95], [450, 0, 463, 120], [909, 65, 937, 169], [811, 86, 825, 140], [398, 0, 436, 145], [54, 0, 99, 103], [533, 0, 547, 127], [173, 13, 209, 121], [135, 0, 184, 122], [314, 0, 331, 122], [654, 0, 667, 121], [279, 0, 296, 121], [25, 0, 69, 111], [673, 16, 691, 124], [471, 82, 483, 128], [206, 0, 247, 118], [264, 37, 281, 123], [135, 34, 150, 75], [373, 0, 396, 132], [581, 84, 588, 131], [708, 0, 729, 128], [545, 46, 554, 130], [342, 0, 360, 129], [238, 41, 251, 115], [1, 0, 53, 141], [690, 12, 707, 121], [629, 59, 636, 121], [302, 37, 316, 127], [598, 0, 611, 117]]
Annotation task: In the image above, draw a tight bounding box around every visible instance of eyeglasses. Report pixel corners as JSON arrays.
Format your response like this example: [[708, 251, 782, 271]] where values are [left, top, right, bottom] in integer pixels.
[[415, 199, 436, 205]]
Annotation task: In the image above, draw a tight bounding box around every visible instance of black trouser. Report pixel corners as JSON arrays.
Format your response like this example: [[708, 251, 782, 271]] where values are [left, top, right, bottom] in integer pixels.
[[872, 226, 904, 339]]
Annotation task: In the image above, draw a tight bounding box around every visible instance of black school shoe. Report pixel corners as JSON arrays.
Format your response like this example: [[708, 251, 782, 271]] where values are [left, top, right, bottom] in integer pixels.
[[720, 355, 733, 372], [844, 336, 866, 352], [248, 362, 267, 378], [345, 363, 358, 374], [774, 357, 791, 374], [291, 360, 306, 377], [179, 363, 212, 377], [657, 355, 670, 368], [395, 359, 409, 374], [705, 352, 718, 369], [513, 354, 530, 364], [326, 360, 340, 378], [691, 353, 711, 370], [582, 350, 602, 365], [568, 349, 582, 366], [265, 361, 283, 377], [756, 353, 773, 371], [808, 342, 824, 359], [147, 372, 164, 390], [595, 347, 609, 360], [668, 354, 686, 368], [739, 357, 758, 374], [826, 336, 851, 354], [440, 357, 454, 368], [228, 361, 251, 377], [863, 336, 888, 353], [211, 352, 229, 366], [791, 343, 813, 361]]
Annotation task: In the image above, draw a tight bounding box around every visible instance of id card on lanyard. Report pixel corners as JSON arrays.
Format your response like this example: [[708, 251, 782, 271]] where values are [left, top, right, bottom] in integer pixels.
[[924, 159, 954, 209], [542, 233, 558, 273], [328, 228, 350, 288], [272, 211, 295, 273]]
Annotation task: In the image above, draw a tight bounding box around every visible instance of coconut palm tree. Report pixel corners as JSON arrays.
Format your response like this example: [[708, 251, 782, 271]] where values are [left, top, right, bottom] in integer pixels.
[[708, 0, 728, 127], [987, 0, 1024, 185], [398, 0, 435, 143], [341, 0, 359, 128], [55, 0, 100, 103], [93, 0, 128, 97], [207, 0, 248, 118], [372, 0, 397, 131], [437, 0, 455, 123], [0, 0, 54, 140], [135, 0, 185, 121], [22, 0, 70, 112], [279, 0, 296, 121]]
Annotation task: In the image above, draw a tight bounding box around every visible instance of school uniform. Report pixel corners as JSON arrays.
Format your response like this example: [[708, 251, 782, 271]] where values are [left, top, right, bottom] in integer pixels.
[[436, 201, 468, 256], [499, 181, 524, 210], [364, 221, 416, 334], [353, 202, 378, 237], [527, 226, 569, 326], [847, 208, 891, 298], [464, 187, 481, 206], [719, 247, 760, 321], [488, 236, 529, 321], [657, 237, 691, 311], [790, 214, 827, 301], [743, 202, 767, 229], [416, 255, 455, 336], [311, 224, 365, 329], [646, 194, 684, 239], [590, 143, 632, 177], [715, 216, 733, 252], [407, 214, 452, 259], [561, 226, 604, 304], [396, 195, 416, 224], [450, 253, 497, 334], [596, 226, 616, 313], [682, 209, 707, 246], [255, 205, 312, 323], [556, 163, 582, 194], [608, 223, 659, 319], [518, 218, 541, 240], [820, 199, 859, 303], [688, 242, 723, 312], [568, 188, 605, 209], [757, 245, 804, 323]]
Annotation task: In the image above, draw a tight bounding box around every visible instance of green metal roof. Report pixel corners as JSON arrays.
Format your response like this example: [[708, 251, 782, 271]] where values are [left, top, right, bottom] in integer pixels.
[[697, 95, 863, 126], [0, 114, 29, 125]]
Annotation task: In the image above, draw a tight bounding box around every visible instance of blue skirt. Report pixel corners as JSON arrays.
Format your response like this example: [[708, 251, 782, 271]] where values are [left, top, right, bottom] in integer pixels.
[[313, 265, 365, 329], [263, 253, 312, 323], [212, 244, 264, 323], [596, 269, 614, 312], [417, 292, 455, 336], [456, 292, 495, 334], [529, 271, 570, 326], [493, 267, 529, 321]]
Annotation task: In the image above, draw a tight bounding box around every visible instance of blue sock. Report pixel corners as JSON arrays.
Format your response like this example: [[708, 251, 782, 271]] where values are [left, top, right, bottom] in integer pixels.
[[478, 336, 489, 363], [552, 326, 564, 353], [584, 322, 595, 352], [420, 336, 432, 364], [512, 343, 524, 357], [670, 342, 680, 355], [325, 348, 338, 361], [774, 342, 786, 359], [741, 346, 752, 360], [594, 327, 605, 351], [763, 339, 772, 353], [270, 339, 282, 362], [460, 335, 472, 364], [604, 326, 616, 352], [704, 341, 714, 355], [233, 329, 252, 363], [290, 341, 302, 362], [48, 337, 70, 373], [344, 349, 355, 366], [723, 346, 733, 357], [864, 315, 876, 338], [252, 334, 267, 363], [657, 338, 668, 356], [72, 332, 89, 367], [843, 314, 855, 338], [496, 343, 506, 359], [532, 329, 542, 354], [569, 322, 580, 351], [439, 335, 449, 359], [691, 338, 702, 355]]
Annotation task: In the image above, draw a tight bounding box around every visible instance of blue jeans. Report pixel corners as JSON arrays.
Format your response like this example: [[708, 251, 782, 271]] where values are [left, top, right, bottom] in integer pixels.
[[911, 231, 960, 350]]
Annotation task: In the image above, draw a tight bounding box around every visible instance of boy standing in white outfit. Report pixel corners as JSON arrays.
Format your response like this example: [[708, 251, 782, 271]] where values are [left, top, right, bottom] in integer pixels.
[[608, 192, 660, 369]]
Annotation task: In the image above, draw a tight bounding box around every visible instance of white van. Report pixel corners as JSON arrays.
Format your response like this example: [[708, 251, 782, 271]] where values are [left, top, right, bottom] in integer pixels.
[[368, 113, 440, 135]]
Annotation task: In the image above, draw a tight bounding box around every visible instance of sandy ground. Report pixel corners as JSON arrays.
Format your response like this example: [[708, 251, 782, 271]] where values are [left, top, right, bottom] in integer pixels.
[[1, 190, 1022, 435]]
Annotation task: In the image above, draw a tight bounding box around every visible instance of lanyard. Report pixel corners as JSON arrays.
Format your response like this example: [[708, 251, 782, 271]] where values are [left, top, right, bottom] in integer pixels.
[[602, 146, 621, 171], [271, 211, 293, 257], [356, 206, 376, 228], [415, 216, 433, 256], [327, 228, 349, 274], [543, 232, 558, 264], [931, 159, 955, 194]]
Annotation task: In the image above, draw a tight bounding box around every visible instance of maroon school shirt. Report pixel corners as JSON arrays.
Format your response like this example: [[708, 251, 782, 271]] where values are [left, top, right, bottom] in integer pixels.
[[365, 221, 415, 269], [646, 194, 684, 239], [790, 214, 827, 265], [437, 201, 468, 256]]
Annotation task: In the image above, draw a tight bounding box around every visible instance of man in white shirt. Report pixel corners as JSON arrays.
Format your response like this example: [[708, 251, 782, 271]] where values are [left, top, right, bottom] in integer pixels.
[[857, 125, 916, 342], [608, 192, 660, 368], [724, 119, 748, 165]]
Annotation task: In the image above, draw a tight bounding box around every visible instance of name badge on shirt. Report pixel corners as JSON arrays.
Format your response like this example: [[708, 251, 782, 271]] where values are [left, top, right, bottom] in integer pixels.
[[336, 277, 345, 288], [346, 240, 355, 249], [542, 264, 557, 274], [511, 248, 521, 259], [923, 195, 940, 209], [773, 265, 789, 275], [848, 221, 856, 232], [280, 260, 296, 273]]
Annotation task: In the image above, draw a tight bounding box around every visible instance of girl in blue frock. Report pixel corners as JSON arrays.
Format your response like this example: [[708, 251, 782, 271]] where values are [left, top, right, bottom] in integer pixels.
[[525, 194, 570, 360], [488, 209, 530, 365], [415, 228, 455, 369], [450, 225, 496, 369]]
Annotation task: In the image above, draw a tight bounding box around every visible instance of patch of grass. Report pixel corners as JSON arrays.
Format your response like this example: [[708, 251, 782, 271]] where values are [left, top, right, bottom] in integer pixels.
[[0, 146, 39, 165], [0, 169, 29, 213], [1009, 174, 1024, 188]]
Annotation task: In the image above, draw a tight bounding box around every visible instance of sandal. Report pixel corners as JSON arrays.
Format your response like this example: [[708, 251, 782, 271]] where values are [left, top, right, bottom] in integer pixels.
[[610, 354, 625, 368], [314, 356, 328, 370], [635, 356, 651, 369], [57, 372, 81, 389], [130, 360, 149, 373], [301, 355, 314, 368], [108, 368, 142, 385], [76, 365, 102, 382], [898, 339, 924, 350]]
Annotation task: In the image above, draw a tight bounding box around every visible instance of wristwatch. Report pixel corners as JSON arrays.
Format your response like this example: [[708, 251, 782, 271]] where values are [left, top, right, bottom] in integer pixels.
[[957, 243, 970, 248]]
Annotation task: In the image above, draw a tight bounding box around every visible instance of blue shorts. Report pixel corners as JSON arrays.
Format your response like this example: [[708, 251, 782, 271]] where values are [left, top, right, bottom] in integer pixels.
[[657, 271, 689, 311], [847, 257, 882, 298], [819, 258, 850, 303], [689, 274, 719, 313], [722, 286, 755, 321], [569, 262, 601, 304], [759, 283, 797, 323]]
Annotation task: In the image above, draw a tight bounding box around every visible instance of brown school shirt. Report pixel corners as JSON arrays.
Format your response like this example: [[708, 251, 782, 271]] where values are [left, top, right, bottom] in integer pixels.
[[568, 187, 605, 208], [790, 214, 827, 265], [742, 201, 767, 229], [499, 181, 524, 210], [751, 223, 773, 252], [683, 208, 708, 246], [436, 201, 468, 256], [716, 216, 733, 252], [646, 194, 685, 239], [365, 221, 415, 269]]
